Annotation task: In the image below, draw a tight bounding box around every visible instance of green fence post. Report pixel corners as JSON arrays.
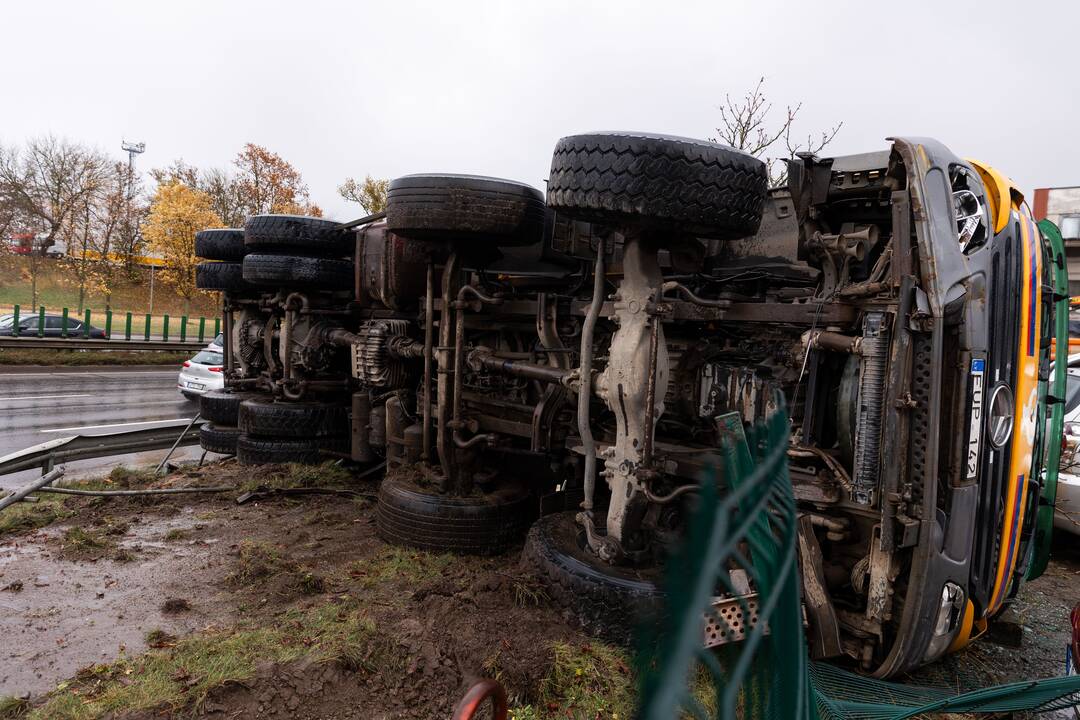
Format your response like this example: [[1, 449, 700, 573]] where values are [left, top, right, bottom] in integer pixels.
[[83, 308, 91, 339], [144, 314, 151, 341], [214, 317, 221, 337], [105, 310, 112, 339], [180, 315, 187, 342], [38, 306, 45, 338], [61, 307, 69, 338], [11, 305, 19, 338], [162, 314, 170, 342], [125, 312, 132, 340], [198, 317, 206, 343]]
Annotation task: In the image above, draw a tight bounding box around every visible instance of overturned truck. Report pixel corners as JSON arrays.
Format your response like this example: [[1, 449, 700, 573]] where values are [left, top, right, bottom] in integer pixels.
[[194, 133, 1056, 677]]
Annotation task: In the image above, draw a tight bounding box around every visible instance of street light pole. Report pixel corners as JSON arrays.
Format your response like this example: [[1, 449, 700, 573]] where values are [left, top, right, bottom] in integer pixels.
[[121, 140, 147, 314]]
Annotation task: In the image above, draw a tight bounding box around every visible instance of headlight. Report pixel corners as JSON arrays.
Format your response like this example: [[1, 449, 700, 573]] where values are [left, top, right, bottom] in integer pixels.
[[924, 582, 965, 662]]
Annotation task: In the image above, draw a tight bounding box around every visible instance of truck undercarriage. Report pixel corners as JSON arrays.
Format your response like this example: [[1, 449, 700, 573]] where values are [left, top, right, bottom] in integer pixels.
[[196, 132, 1048, 677]]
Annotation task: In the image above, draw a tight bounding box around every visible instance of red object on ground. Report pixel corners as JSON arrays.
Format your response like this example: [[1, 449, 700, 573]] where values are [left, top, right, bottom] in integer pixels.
[[452, 678, 508, 720], [1071, 603, 1080, 670]]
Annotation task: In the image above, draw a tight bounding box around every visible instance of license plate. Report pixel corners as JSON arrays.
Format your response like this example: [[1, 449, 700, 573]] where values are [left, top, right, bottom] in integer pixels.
[[187, 382, 205, 391]]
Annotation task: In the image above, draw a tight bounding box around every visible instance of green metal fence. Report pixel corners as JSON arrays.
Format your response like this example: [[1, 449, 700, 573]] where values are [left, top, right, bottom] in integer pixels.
[[5, 304, 214, 344], [636, 403, 1080, 719]]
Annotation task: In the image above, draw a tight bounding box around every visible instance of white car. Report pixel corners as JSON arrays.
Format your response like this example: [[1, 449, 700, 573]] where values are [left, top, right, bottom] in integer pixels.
[[177, 347, 225, 400], [1056, 471, 1080, 534], [207, 332, 224, 352], [1053, 354, 1080, 533]]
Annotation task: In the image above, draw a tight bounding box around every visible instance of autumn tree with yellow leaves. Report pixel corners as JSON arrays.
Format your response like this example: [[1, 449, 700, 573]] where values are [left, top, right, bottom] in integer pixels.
[[338, 175, 388, 214], [151, 143, 321, 226], [142, 181, 223, 311]]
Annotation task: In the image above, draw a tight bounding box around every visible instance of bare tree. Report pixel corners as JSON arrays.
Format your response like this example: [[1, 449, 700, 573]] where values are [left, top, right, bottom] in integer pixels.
[[710, 77, 842, 187], [200, 167, 246, 227], [85, 162, 149, 308], [0, 136, 107, 307]]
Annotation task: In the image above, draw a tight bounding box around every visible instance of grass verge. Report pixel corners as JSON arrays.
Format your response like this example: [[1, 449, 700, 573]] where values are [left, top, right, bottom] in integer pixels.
[[0, 349, 191, 366], [0, 696, 29, 718], [26, 597, 387, 719], [346, 546, 454, 589], [0, 497, 72, 538], [510, 641, 635, 720], [240, 461, 354, 493], [0, 465, 162, 541]]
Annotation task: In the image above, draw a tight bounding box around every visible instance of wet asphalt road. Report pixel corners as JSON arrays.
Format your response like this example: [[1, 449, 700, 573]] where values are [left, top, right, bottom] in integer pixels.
[[0, 367, 201, 491]]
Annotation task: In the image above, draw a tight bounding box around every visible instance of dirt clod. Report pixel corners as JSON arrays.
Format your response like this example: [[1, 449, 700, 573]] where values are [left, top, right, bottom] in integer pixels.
[[161, 598, 191, 614]]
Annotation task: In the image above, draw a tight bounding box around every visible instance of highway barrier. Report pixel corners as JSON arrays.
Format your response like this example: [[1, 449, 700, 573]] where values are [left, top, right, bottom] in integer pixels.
[[2, 304, 216, 350]]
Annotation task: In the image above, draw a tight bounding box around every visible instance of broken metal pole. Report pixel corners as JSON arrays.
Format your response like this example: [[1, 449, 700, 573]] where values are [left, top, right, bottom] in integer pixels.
[[155, 413, 202, 474], [0, 467, 65, 511]]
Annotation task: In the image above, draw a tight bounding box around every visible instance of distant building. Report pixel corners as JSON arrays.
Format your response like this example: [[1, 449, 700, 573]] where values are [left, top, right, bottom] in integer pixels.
[[1033, 187, 1080, 295]]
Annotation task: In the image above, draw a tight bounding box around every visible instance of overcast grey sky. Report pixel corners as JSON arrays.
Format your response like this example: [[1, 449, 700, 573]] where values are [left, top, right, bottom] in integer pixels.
[[2, 0, 1076, 220]]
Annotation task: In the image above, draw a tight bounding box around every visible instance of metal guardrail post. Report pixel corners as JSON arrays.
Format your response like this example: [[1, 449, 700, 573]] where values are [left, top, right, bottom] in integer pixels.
[[61, 307, 68, 338], [125, 312, 132, 340], [198, 316, 206, 343], [105, 309, 112, 339], [214, 317, 221, 337], [163, 314, 170, 342], [180, 315, 187, 342], [37, 306, 45, 338], [12, 305, 19, 338], [144, 314, 151, 341], [83, 308, 91, 338]]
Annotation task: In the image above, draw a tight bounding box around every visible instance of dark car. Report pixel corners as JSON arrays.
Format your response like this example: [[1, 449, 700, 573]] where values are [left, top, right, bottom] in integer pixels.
[[0, 313, 106, 338]]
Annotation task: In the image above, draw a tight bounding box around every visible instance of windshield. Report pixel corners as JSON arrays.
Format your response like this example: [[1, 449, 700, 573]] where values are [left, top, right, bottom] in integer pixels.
[[190, 350, 223, 366], [0, 314, 12, 328]]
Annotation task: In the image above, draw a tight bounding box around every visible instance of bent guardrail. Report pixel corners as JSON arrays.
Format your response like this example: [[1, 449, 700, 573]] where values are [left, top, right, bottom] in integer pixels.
[[0, 419, 205, 476]]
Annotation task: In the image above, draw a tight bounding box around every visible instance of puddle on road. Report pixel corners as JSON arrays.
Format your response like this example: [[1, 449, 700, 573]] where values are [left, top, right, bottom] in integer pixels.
[[0, 509, 236, 696]]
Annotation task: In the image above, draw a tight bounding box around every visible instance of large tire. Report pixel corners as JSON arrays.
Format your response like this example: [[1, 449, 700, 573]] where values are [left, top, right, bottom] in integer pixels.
[[238, 398, 349, 438], [523, 511, 665, 644], [199, 389, 265, 427], [235, 434, 347, 465], [196, 262, 249, 292], [199, 423, 241, 455], [244, 215, 349, 255], [386, 174, 546, 247], [547, 132, 767, 240], [376, 474, 534, 554], [242, 254, 353, 290], [195, 229, 247, 261]]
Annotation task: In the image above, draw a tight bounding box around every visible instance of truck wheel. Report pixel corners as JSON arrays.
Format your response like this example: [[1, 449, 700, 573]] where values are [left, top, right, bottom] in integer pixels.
[[199, 423, 241, 455], [199, 389, 264, 427], [244, 215, 350, 255], [238, 398, 349, 438], [376, 474, 534, 554], [242, 253, 353, 290], [195, 228, 247, 261], [547, 132, 768, 240], [523, 511, 665, 644], [196, 262, 249, 292], [236, 434, 348, 465], [386, 174, 546, 247]]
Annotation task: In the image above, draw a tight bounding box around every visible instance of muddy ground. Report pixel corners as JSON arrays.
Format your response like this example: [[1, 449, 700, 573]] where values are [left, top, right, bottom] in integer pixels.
[[0, 461, 1078, 719]]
